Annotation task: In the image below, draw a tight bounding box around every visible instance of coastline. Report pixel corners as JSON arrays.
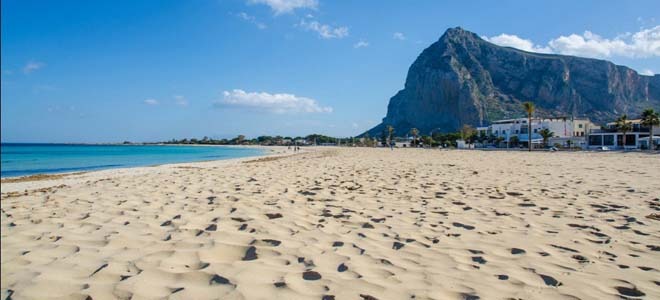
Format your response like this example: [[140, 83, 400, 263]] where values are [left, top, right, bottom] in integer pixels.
[[0, 144, 282, 181], [0, 145, 293, 194]]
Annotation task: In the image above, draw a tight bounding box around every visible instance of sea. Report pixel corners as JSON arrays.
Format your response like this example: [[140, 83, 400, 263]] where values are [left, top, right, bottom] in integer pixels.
[[0, 143, 266, 178]]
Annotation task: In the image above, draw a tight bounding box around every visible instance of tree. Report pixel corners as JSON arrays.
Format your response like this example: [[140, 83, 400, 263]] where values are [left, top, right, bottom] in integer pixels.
[[380, 129, 387, 146], [237, 135, 246, 144], [387, 125, 395, 145], [362, 133, 371, 147], [522, 102, 535, 151], [538, 128, 554, 148], [509, 135, 520, 148], [495, 136, 505, 148], [421, 135, 433, 147], [460, 124, 476, 142], [410, 128, 419, 147], [615, 114, 632, 149], [641, 108, 660, 150]]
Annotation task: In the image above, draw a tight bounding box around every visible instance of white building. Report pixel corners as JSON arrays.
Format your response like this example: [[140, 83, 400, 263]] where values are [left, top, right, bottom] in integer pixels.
[[587, 119, 660, 150], [477, 117, 595, 148]]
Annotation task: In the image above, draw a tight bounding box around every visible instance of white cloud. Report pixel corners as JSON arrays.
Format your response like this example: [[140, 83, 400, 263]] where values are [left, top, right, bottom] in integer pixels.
[[23, 61, 45, 74], [215, 89, 332, 113], [298, 18, 348, 39], [237, 12, 267, 29], [483, 34, 552, 53], [144, 98, 159, 105], [248, 0, 317, 15], [640, 69, 655, 75], [484, 26, 660, 59], [353, 40, 369, 48], [393, 32, 406, 40], [174, 95, 189, 106], [548, 27, 660, 58]]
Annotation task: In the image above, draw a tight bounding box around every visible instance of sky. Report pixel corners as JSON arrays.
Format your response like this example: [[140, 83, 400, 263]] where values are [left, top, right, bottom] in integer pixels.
[[2, 0, 659, 143]]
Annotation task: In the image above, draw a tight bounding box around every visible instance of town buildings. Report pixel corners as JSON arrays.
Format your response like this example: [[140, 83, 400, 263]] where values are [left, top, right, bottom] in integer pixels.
[[587, 119, 660, 150], [476, 117, 595, 148]]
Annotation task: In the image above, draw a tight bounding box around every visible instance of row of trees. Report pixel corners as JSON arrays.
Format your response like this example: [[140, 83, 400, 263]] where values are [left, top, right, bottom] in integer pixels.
[[156, 106, 659, 150], [160, 134, 375, 147], [163, 135, 306, 146]]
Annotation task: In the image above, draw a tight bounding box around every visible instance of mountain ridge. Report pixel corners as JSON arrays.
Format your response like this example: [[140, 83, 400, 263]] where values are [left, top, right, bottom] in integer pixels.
[[364, 27, 660, 137]]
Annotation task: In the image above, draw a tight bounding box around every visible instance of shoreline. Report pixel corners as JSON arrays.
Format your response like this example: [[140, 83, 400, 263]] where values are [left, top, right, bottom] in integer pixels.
[[0, 144, 285, 181], [0, 146, 297, 194]]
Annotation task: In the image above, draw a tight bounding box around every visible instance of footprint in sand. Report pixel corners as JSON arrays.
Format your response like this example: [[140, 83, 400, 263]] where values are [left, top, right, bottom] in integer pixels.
[[242, 246, 258, 261], [302, 271, 322, 280]]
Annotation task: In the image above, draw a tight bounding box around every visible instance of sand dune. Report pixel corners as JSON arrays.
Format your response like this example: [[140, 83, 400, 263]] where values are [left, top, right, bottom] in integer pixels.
[[1, 148, 659, 299]]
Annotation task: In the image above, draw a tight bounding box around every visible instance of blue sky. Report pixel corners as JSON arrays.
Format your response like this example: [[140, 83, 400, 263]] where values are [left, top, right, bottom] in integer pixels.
[[2, 0, 659, 143]]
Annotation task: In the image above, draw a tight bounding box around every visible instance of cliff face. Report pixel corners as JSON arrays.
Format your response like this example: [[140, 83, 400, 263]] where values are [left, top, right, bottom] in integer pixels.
[[364, 27, 660, 136]]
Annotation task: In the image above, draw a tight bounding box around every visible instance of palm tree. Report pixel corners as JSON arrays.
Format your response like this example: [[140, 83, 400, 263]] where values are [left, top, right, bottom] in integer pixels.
[[410, 128, 419, 147], [387, 125, 394, 147], [538, 128, 554, 148], [460, 124, 476, 142], [641, 109, 660, 150], [615, 114, 632, 149], [522, 102, 535, 151]]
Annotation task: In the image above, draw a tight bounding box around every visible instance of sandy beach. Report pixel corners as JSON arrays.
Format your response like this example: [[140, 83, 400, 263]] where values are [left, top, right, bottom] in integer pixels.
[[1, 148, 659, 300]]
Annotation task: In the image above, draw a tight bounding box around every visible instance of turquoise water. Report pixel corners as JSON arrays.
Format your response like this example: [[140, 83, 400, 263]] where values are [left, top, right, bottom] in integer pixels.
[[0, 143, 266, 178]]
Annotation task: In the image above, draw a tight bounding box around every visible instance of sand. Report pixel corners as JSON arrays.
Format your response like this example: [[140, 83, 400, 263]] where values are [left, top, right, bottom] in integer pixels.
[[1, 147, 659, 300]]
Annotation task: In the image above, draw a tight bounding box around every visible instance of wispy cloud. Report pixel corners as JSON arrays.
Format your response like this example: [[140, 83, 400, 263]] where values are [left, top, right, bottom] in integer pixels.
[[640, 69, 655, 76], [32, 84, 57, 94], [174, 95, 189, 106], [248, 0, 318, 15], [46, 105, 85, 118], [484, 26, 660, 59], [23, 60, 45, 74], [298, 17, 348, 39], [353, 40, 369, 48], [215, 89, 332, 113], [237, 12, 267, 29], [144, 98, 159, 105], [393, 32, 406, 40]]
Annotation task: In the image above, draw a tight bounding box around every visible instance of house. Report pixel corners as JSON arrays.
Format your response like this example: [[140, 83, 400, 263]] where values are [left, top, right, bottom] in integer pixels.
[[476, 117, 596, 148], [587, 119, 660, 150]]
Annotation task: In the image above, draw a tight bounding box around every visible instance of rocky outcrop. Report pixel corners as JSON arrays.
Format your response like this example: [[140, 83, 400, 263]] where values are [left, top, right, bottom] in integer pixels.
[[364, 27, 660, 136]]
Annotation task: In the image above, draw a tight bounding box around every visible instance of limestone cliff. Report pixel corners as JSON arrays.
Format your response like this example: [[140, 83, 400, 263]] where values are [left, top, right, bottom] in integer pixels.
[[364, 27, 660, 136]]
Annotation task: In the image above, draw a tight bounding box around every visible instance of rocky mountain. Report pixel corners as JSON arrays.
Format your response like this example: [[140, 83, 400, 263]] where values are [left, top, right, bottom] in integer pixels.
[[364, 27, 660, 137]]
